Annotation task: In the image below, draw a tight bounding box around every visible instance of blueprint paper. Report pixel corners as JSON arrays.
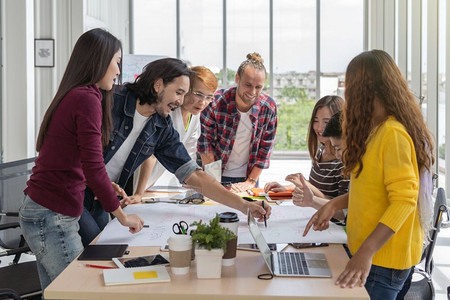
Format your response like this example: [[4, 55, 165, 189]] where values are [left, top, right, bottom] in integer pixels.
[[96, 202, 347, 246]]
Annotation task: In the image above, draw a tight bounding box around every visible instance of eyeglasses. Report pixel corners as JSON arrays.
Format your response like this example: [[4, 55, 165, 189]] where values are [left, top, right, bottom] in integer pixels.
[[178, 192, 205, 205], [191, 91, 214, 103]]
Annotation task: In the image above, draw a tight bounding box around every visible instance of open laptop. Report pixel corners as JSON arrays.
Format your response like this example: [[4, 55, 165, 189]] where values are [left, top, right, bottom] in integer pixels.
[[247, 211, 332, 277]]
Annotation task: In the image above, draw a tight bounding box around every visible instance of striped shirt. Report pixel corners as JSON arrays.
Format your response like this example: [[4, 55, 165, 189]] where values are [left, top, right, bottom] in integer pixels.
[[308, 145, 349, 198]]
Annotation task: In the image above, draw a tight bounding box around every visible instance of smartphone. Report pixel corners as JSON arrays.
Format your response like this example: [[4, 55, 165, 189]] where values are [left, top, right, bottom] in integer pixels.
[[237, 243, 277, 251], [289, 242, 329, 249], [112, 254, 169, 269]]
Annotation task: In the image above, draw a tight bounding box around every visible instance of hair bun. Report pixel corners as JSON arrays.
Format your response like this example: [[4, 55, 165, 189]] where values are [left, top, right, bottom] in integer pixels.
[[247, 52, 263, 64]]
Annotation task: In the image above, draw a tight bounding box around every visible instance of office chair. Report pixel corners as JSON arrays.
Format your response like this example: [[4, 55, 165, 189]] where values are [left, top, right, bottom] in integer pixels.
[[0, 289, 20, 300], [404, 187, 449, 300], [0, 222, 41, 300], [0, 158, 42, 300]]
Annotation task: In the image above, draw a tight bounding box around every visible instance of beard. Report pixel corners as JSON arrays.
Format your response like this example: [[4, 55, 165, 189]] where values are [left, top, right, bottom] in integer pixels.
[[236, 86, 258, 106], [154, 90, 179, 118]]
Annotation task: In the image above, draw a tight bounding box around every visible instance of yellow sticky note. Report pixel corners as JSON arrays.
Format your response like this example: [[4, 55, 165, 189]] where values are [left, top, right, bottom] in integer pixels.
[[133, 271, 158, 279]]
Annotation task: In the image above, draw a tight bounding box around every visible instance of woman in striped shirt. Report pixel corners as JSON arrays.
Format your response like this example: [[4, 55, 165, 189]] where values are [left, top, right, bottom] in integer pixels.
[[265, 95, 348, 212]]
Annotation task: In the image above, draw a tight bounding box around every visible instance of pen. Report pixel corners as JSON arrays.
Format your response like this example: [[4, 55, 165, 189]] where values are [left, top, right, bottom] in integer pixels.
[[262, 201, 267, 228], [247, 189, 255, 196], [84, 264, 116, 269]]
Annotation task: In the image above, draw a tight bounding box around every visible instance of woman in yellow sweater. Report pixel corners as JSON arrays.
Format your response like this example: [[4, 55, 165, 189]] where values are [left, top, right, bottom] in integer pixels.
[[303, 49, 434, 299]]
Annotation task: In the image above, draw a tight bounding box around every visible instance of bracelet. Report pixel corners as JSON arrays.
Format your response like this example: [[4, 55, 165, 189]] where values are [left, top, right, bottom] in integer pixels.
[[248, 177, 257, 184]]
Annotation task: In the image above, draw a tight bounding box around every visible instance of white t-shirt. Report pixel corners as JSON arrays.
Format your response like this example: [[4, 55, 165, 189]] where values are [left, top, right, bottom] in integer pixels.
[[134, 109, 200, 188], [222, 109, 252, 178], [106, 110, 149, 182]]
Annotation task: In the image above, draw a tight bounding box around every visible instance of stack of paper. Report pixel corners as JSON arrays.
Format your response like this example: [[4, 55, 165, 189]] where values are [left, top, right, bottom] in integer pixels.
[[103, 265, 171, 286]]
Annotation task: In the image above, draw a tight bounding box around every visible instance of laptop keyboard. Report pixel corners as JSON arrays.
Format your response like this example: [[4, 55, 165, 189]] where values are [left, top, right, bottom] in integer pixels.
[[276, 252, 310, 275]]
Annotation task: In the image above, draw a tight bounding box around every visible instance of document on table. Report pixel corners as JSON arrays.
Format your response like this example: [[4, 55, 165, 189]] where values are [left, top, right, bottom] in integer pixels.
[[96, 203, 347, 246]]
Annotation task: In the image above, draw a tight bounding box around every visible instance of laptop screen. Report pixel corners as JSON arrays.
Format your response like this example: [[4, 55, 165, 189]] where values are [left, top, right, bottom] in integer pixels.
[[248, 212, 273, 271]]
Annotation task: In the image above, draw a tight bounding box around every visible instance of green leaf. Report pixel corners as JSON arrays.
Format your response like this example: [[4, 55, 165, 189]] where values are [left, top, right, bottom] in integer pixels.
[[190, 214, 237, 252]]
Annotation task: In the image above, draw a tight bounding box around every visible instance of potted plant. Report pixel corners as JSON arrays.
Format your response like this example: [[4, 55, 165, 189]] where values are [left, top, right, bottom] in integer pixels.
[[190, 214, 237, 278]]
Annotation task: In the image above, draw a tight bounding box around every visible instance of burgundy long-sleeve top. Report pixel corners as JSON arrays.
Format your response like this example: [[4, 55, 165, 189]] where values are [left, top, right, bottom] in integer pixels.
[[25, 85, 119, 217]]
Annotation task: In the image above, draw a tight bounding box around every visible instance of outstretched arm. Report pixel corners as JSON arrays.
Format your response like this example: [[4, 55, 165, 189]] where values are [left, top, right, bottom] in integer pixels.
[[303, 193, 349, 236], [185, 170, 272, 222]]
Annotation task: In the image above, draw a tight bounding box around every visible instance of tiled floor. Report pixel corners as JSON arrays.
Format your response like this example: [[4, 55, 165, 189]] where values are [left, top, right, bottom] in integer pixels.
[[260, 158, 450, 300]]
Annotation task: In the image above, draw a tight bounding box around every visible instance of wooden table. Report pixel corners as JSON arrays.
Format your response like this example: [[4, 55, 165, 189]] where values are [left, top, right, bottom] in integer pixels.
[[45, 244, 369, 300]]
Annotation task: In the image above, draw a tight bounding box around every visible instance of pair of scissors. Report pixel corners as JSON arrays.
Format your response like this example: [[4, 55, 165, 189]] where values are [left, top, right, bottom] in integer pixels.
[[172, 220, 189, 235]]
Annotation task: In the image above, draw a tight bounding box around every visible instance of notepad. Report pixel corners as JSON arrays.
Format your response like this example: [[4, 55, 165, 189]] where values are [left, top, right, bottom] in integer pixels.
[[103, 265, 171, 286], [78, 244, 128, 261]]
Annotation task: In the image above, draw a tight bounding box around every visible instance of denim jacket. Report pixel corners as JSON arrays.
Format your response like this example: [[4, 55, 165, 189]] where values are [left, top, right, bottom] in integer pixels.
[[103, 86, 200, 187]]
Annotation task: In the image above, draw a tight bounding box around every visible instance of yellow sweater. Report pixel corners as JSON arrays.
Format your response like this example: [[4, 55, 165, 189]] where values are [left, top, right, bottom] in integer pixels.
[[347, 116, 423, 270]]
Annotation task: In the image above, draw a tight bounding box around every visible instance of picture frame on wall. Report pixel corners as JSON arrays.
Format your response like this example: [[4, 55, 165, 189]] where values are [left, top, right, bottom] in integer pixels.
[[35, 39, 54, 67]]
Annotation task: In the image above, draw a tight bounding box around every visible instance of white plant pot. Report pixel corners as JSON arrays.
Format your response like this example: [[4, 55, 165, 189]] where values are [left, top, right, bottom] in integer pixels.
[[195, 247, 224, 279]]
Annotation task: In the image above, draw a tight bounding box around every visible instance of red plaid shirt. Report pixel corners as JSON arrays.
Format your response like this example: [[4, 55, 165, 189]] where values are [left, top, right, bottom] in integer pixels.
[[198, 87, 277, 176]]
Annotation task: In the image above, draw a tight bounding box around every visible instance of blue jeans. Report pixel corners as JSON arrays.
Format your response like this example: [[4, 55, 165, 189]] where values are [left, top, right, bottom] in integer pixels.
[[19, 195, 84, 290], [221, 176, 246, 184], [222, 176, 259, 187], [365, 264, 412, 300], [78, 186, 110, 247]]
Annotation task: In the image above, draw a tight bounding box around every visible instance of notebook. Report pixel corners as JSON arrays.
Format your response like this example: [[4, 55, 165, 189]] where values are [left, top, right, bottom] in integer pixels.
[[77, 244, 128, 261], [247, 211, 332, 278], [103, 265, 171, 286]]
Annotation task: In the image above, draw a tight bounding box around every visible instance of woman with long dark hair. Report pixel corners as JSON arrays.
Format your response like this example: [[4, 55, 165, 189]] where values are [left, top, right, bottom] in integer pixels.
[[19, 28, 144, 289]]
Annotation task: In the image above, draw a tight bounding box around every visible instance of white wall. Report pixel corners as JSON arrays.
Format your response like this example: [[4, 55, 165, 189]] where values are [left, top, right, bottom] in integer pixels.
[[1, 0, 130, 162], [1, 0, 35, 162], [85, 0, 130, 54]]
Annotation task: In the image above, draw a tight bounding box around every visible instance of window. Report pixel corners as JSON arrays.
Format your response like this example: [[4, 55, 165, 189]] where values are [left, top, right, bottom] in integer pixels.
[[321, 0, 364, 97], [132, 0, 364, 152], [273, 0, 315, 151], [179, 0, 222, 74], [133, 0, 177, 57], [227, 0, 270, 88]]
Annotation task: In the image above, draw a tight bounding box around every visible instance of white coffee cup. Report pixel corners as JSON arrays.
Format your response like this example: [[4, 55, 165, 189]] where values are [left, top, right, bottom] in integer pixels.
[[167, 235, 192, 275], [219, 212, 239, 266]]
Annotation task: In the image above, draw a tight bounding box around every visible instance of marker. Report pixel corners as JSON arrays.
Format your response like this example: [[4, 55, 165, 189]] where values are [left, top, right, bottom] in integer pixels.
[[84, 264, 116, 269], [262, 201, 267, 228]]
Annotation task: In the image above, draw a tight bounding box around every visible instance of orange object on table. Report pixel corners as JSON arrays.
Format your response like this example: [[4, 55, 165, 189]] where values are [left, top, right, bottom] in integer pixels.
[[247, 188, 293, 199]]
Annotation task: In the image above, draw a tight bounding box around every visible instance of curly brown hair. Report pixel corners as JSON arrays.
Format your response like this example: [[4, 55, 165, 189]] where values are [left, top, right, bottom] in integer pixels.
[[342, 50, 434, 177]]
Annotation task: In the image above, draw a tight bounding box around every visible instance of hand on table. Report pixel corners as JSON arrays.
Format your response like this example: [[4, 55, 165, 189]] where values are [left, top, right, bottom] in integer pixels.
[[117, 214, 144, 234], [230, 180, 255, 193], [246, 200, 272, 222], [122, 193, 144, 206], [264, 181, 287, 193]]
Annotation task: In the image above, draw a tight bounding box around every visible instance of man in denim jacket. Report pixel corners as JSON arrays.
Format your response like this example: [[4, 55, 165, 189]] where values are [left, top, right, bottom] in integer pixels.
[[78, 58, 270, 246]]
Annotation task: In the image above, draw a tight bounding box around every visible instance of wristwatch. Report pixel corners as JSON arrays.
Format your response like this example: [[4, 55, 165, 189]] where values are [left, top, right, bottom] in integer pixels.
[[247, 177, 257, 184]]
